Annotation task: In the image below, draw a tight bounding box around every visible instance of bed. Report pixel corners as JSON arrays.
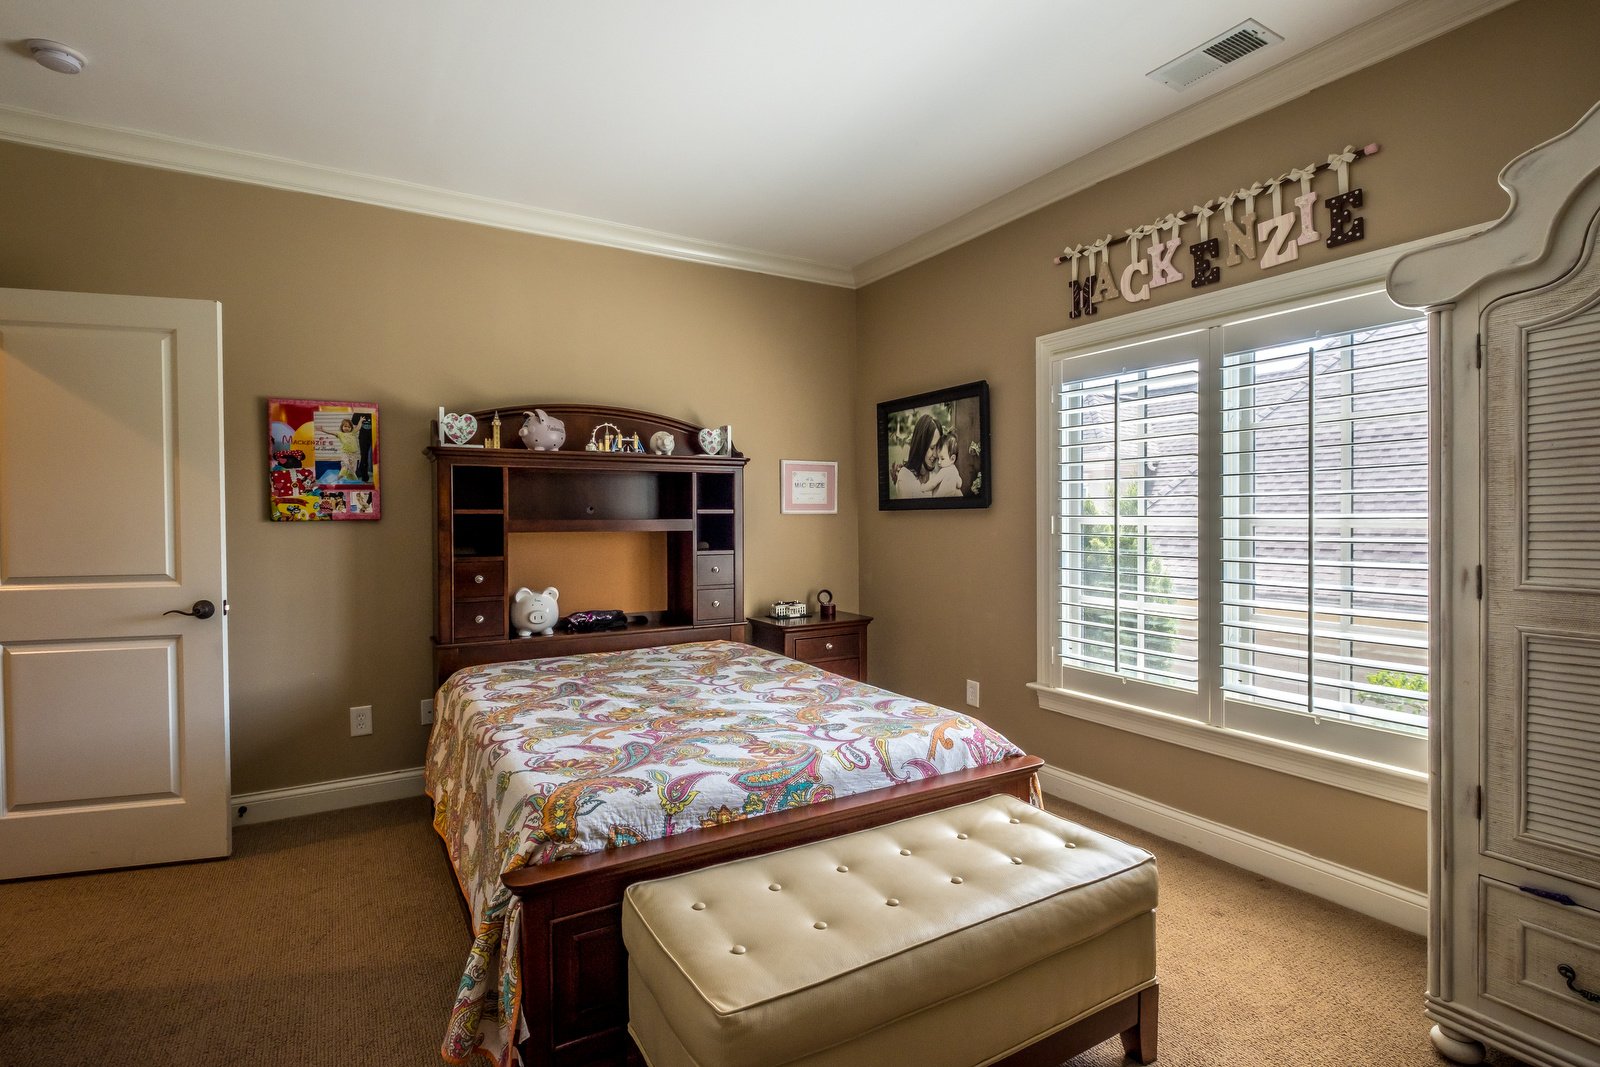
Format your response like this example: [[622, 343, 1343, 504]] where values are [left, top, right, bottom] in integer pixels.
[[425, 639, 1042, 1067]]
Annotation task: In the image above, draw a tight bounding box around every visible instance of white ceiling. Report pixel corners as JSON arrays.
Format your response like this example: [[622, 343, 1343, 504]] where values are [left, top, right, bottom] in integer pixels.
[[0, 0, 1504, 285]]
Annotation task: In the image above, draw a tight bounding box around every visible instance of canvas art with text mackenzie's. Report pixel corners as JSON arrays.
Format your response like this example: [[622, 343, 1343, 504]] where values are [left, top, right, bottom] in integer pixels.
[[267, 397, 380, 521]]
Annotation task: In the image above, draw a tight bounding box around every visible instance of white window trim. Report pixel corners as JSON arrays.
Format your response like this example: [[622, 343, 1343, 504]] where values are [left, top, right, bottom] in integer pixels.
[[1033, 228, 1481, 809]]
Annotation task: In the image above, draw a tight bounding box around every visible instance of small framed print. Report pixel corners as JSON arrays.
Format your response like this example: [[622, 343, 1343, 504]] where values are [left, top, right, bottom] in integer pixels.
[[267, 397, 380, 521], [780, 460, 838, 514]]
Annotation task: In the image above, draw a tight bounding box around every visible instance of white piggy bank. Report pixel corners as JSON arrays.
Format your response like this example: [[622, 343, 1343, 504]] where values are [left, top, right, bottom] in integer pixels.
[[512, 586, 560, 637], [518, 409, 566, 451]]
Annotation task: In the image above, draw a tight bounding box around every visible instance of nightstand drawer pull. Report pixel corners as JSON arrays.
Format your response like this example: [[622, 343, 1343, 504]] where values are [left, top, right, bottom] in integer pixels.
[[473, 574, 485, 584], [1559, 965, 1600, 1004], [474, 614, 485, 624], [825, 642, 834, 651]]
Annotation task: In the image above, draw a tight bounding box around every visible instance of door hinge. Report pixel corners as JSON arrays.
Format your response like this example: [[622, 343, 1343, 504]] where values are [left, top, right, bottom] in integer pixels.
[[1475, 332, 1483, 369], [1475, 785, 1483, 820], [1476, 565, 1484, 600]]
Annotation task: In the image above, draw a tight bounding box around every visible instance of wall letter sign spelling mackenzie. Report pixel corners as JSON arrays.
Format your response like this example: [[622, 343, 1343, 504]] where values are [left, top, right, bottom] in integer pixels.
[[1054, 142, 1378, 321]]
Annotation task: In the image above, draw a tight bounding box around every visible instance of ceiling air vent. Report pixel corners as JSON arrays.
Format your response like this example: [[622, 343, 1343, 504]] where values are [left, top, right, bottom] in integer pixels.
[[1147, 19, 1282, 91]]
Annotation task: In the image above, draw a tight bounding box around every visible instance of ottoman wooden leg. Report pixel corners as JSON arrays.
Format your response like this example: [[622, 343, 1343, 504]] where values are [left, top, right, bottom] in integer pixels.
[[1119, 984, 1159, 1064]]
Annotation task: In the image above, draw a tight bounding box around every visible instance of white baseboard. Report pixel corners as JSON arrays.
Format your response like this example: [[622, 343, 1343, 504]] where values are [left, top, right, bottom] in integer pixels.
[[230, 766, 427, 826], [1037, 763, 1427, 935]]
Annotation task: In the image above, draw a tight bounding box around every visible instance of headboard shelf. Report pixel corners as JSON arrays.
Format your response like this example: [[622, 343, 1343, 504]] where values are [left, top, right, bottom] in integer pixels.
[[430, 403, 747, 685]]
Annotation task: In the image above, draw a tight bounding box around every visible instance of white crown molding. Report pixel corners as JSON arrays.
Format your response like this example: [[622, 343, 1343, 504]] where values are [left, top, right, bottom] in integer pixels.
[[1037, 763, 1428, 934], [853, 0, 1521, 287], [0, 104, 856, 289], [231, 765, 425, 825]]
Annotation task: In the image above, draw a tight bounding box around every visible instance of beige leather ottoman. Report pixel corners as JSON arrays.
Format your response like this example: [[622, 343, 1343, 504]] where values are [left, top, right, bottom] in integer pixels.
[[622, 794, 1158, 1067]]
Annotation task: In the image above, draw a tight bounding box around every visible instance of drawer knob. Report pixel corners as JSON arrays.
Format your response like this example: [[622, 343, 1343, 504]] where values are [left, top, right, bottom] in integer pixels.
[[712, 600, 721, 608], [474, 614, 485, 624], [1558, 964, 1600, 1004], [710, 565, 720, 574], [825, 642, 834, 651], [473, 574, 485, 584]]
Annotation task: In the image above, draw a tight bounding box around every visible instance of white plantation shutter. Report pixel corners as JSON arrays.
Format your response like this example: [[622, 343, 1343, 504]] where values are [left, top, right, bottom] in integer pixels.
[[1057, 360, 1201, 694], [1219, 309, 1429, 736]]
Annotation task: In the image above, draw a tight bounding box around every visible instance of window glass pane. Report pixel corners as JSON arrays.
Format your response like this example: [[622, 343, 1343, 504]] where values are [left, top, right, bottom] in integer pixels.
[[1220, 314, 1428, 735], [1058, 360, 1200, 690]]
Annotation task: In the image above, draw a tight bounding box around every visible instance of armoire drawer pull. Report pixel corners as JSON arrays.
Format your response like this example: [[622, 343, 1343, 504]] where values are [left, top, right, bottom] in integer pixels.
[[1558, 964, 1600, 1004], [710, 565, 720, 574], [474, 614, 485, 624], [712, 600, 721, 608], [825, 642, 834, 651], [1520, 885, 1578, 906], [473, 574, 485, 584]]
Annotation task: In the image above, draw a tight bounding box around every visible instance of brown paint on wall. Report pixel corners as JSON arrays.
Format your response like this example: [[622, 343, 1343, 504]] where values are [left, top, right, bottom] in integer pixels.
[[855, 0, 1600, 891], [0, 146, 858, 794]]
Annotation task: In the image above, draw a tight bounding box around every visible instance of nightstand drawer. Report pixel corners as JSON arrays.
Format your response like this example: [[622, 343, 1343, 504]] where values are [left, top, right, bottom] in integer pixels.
[[810, 657, 863, 682], [696, 553, 735, 587], [697, 588, 737, 622], [454, 559, 505, 597], [454, 600, 504, 639], [794, 632, 860, 663], [1482, 878, 1600, 1043]]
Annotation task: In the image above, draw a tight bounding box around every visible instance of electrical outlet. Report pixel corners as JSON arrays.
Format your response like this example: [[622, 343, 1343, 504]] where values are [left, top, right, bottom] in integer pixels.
[[350, 704, 373, 736], [420, 697, 435, 726], [965, 679, 980, 708]]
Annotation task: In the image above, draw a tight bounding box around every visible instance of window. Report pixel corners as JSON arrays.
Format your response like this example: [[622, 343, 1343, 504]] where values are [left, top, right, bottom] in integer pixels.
[[1039, 273, 1429, 786]]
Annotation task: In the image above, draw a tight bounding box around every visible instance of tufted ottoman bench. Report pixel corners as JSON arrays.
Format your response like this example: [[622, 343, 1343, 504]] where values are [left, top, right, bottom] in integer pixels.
[[621, 793, 1158, 1067]]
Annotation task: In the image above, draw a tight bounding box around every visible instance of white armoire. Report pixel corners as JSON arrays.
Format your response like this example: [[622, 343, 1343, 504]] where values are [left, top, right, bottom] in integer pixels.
[[1388, 101, 1600, 1066]]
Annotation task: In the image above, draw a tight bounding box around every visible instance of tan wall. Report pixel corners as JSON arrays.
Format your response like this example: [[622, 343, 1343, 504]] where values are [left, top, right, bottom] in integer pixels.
[[855, 0, 1600, 891], [0, 145, 859, 794]]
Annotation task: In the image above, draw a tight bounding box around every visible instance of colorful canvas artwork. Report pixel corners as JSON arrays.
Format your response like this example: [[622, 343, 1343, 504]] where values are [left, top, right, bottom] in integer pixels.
[[267, 397, 380, 521]]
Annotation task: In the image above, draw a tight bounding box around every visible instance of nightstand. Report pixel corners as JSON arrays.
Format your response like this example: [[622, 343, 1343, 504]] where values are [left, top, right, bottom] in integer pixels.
[[746, 611, 872, 681]]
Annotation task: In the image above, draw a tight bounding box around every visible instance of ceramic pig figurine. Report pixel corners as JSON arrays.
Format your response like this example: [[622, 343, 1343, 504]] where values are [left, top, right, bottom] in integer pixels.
[[512, 586, 560, 637], [519, 409, 567, 451]]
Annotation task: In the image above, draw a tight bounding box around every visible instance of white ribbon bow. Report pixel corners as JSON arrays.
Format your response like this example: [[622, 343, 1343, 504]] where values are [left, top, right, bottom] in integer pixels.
[[1190, 200, 1215, 242], [1327, 146, 1359, 194]]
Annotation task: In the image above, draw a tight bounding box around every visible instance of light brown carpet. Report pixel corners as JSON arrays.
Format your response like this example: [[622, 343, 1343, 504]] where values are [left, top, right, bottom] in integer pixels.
[[0, 795, 1528, 1066]]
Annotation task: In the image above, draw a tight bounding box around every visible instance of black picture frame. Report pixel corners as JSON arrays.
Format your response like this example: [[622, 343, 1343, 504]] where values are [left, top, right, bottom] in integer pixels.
[[877, 380, 991, 510]]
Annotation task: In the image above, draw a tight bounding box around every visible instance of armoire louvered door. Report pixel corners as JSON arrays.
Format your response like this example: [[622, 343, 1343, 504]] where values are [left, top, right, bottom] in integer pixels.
[[1389, 97, 1600, 1067], [1481, 248, 1600, 888]]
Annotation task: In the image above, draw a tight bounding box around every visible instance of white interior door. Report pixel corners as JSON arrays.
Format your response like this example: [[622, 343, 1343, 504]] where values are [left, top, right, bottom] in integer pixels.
[[0, 287, 229, 879]]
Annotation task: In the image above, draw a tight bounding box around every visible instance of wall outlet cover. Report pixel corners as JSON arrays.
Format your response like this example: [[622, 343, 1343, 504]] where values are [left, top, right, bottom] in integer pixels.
[[350, 704, 373, 736], [965, 680, 980, 708], [420, 697, 435, 726]]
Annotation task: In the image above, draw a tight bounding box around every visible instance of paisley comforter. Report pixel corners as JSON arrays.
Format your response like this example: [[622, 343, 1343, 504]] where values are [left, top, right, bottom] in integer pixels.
[[424, 640, 1026, 1066]]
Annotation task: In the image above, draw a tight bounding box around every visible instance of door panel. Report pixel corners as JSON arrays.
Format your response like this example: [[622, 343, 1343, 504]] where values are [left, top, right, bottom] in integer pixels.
[[3, 639, 179, 808], [0, 324, 175, 582], [0, 288, 227, 879]]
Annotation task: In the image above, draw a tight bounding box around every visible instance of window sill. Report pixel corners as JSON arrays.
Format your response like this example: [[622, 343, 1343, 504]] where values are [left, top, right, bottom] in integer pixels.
[[1029, 682, 1428, 810]]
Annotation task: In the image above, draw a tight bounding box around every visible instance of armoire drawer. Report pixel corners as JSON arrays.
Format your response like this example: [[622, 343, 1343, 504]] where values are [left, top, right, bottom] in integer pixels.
[[1482, 878, 1600, 1045]]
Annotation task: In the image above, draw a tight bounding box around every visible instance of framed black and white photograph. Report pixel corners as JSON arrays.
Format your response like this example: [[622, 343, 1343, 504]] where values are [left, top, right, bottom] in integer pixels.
[[877, 380, 990, 510]]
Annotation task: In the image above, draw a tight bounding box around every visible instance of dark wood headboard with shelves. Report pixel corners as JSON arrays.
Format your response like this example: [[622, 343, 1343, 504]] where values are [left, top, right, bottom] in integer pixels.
[[428, 403, 747, 686]]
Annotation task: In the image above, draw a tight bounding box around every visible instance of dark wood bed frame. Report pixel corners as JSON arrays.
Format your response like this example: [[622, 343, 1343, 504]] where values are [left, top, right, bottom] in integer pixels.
[[427, 404, 1136, 1065]]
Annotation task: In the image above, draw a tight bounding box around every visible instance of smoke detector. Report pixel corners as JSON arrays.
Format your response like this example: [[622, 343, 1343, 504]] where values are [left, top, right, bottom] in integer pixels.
[[1147, 19, 1281, 91], [26, 39, 87, 75]]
